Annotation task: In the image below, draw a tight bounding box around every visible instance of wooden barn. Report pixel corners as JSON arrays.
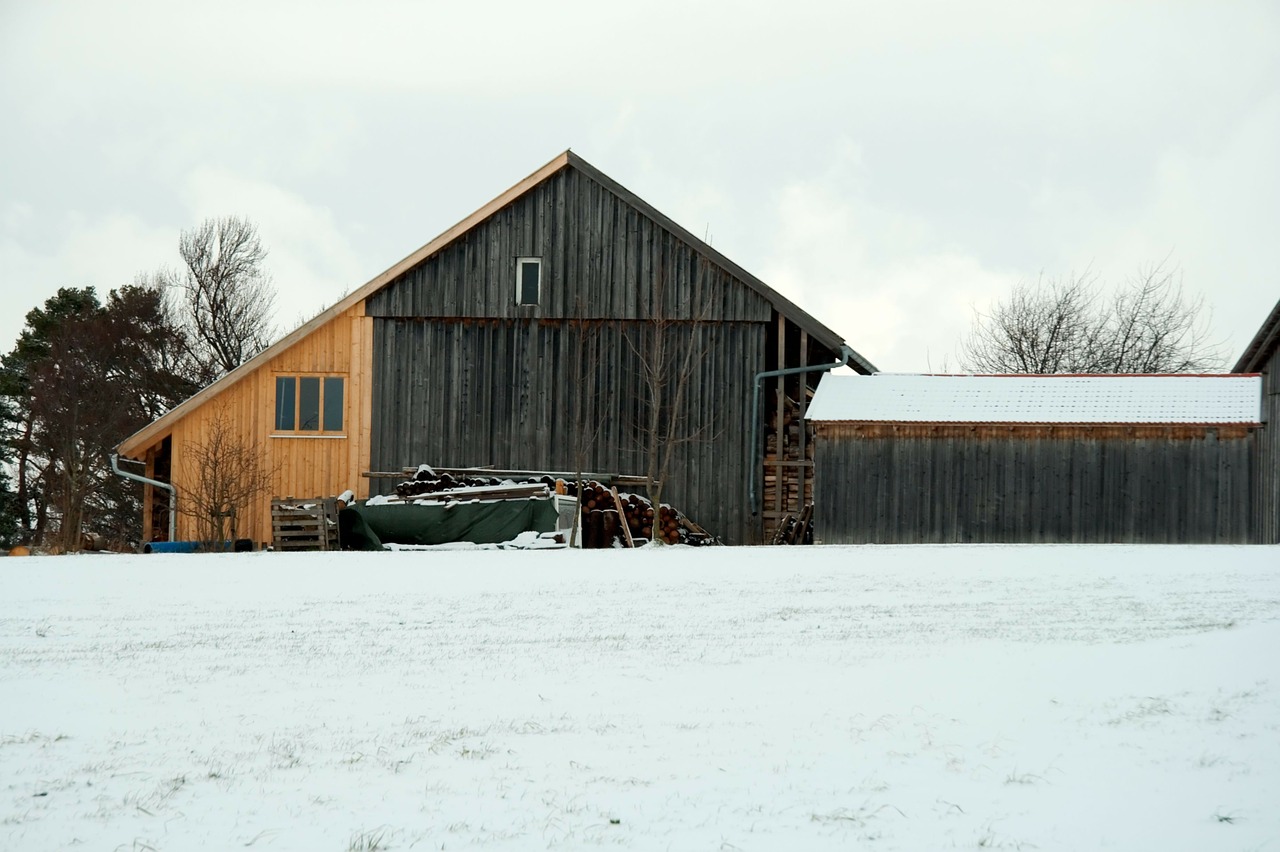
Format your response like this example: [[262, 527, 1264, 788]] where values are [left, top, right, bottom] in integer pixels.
[[1233, 297, 1280, 543], [806, 373, 1262, 544], [116, 151, 875, 547]]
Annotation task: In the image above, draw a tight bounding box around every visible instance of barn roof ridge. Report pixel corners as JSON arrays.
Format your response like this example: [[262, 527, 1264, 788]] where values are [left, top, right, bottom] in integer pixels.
[[1234, 296, 1280, 373], [119, 150, 868, 457]]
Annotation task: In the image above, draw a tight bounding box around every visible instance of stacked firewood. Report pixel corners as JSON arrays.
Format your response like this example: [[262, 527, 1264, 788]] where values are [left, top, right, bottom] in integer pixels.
[[574, 480, 713, 548], [763, 390, 815, 529]]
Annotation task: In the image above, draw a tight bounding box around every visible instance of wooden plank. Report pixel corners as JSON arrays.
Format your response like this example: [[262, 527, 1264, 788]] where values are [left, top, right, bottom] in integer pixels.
[[774, 313, 786, 524], [610, 486, 635, 548]]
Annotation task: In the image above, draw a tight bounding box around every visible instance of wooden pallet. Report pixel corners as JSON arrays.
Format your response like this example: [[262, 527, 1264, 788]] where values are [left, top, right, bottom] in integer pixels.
[[272, 497, 341, 551]]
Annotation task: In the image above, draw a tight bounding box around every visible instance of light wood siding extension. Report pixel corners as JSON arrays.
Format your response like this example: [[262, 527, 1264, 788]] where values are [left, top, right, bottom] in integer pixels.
[[812, 423, 1256, 544], [143, 302, 373, 544]]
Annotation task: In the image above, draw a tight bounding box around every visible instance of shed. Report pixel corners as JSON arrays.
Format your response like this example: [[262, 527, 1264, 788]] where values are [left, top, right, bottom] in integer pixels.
[[117, 151, 875, 546], [807, 373, 1262, 544]]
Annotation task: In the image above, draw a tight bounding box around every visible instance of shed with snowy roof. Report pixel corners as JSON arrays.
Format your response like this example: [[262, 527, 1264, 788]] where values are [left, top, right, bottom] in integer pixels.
[[805, 373, 1262, 544]]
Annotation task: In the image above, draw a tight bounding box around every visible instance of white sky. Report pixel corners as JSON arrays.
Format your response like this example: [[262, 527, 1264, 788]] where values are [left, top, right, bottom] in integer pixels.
[[1, 0, 1277, 371]]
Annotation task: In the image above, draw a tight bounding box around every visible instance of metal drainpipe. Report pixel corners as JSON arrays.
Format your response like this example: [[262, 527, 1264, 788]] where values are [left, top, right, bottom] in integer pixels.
[[749, 345, 853, 518], [110, 453, 176, 542]]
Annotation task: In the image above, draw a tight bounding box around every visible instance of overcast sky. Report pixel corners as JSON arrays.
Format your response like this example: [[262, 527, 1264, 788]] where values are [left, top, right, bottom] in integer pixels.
[[2, 0, 1277, 372]]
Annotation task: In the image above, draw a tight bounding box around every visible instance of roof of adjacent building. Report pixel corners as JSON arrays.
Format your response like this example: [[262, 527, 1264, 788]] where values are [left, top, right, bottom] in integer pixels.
[[1234, 297, 1280, 373], [806, 373, 1262, 425]]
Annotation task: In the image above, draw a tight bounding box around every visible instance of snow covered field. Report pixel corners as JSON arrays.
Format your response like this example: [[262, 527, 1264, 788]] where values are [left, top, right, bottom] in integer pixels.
[[2, 545, 1278, 851]]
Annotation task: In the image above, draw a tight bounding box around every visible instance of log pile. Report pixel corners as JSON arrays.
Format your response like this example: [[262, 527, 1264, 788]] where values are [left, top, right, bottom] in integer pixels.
[[397, 471, 558, 499], [572, 480, 713, 548]]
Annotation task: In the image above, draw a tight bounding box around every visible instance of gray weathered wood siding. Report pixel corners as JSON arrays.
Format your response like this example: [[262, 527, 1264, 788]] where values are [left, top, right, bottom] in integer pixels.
[[1257, 349, 1280, 543], [369, 318, 764, 544], [363, 163, 807, 544], [366, 166, 774, 323], [812, 425, 1255, 544]]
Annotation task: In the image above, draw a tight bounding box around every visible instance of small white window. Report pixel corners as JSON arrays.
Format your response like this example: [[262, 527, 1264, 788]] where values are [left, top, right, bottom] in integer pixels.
[[516, 257, 541, 306]]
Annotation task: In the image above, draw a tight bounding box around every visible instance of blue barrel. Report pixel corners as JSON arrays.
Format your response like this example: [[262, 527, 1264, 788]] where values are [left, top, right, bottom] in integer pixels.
[[142, 540, 254, 554], [142, 541, 203, 554]]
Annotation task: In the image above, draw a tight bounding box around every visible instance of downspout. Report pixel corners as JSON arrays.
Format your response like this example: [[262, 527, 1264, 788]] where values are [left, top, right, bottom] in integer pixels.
[[111, 453, 176, 543], [749, 345, 853, 518]]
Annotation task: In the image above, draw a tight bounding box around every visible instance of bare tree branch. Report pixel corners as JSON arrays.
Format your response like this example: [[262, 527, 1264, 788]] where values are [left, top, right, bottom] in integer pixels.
[[960, 262, 1225, 373], [158, 216, 276, 380], [624, 255, 720, 517]]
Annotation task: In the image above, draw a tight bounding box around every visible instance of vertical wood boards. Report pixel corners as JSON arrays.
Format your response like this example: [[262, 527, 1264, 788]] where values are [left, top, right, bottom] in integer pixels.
[[369, 318, 766, 544], [364, 168, 774, 324], [812, 426, 1255, 544], [362, 164, 825, 544], [149, 302, 369, 546]]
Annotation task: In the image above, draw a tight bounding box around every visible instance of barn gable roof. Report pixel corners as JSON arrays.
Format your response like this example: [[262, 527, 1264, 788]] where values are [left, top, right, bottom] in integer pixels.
[[1233, 297, 1280, 373], [119, 151, 872, 458], [807, 373, 1262, 425]]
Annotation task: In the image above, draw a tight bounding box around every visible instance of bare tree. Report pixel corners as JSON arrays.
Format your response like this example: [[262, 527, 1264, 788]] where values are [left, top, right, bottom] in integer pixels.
[[177, 401, 273, 550], [960, 261, 1225, 373], [1103, 263, 1225, 372], [161, 216, 276, 380], [625, 258, 717, 516]]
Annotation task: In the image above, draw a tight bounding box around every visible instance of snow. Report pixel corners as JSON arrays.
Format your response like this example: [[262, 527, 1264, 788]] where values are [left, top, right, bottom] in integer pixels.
[[2, 545, 1278, 850], [807, 373, 1263, 424]]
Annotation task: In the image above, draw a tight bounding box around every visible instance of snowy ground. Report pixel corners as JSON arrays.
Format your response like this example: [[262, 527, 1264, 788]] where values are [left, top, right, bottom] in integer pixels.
[[2, 545, 1279, 851]]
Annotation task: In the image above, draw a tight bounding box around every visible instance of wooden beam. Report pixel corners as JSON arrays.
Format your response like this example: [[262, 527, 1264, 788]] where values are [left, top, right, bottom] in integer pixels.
[[610, 486, 635, 548], [363, 465, 649, 487], [774, 314, 786, 521], [798, 328, 808, 520]]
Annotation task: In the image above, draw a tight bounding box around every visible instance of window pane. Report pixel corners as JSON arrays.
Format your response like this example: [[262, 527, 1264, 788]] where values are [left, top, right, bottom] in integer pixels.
[[519, 260, 540, 305], [275, 376, 296, 431], [299, 376, 320, 431], [323, 377, 344, 432]]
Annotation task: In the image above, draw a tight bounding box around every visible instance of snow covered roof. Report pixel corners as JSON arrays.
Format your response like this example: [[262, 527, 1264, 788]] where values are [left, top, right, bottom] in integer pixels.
[[806, 373, 1262, 424]]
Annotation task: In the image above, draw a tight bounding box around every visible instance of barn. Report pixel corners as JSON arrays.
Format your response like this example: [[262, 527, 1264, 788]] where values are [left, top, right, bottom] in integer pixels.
[[116, 151, 876, 546], [806, 373, 1262, 544], [1233, 296, 1280, 543]]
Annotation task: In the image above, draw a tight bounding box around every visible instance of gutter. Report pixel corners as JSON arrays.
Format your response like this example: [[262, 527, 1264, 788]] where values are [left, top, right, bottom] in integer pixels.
[[111, 453, 176, 543], [749, 345, 853, 519]]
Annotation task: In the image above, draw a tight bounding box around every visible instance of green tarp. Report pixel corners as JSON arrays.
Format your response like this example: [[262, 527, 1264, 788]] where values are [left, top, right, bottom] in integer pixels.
[[340, 498, 559, 551]]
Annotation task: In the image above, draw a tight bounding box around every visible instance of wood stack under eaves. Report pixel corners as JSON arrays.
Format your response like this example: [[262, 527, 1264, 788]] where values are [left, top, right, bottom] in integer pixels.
[[762, 387, 815, 540]]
